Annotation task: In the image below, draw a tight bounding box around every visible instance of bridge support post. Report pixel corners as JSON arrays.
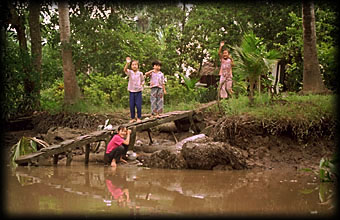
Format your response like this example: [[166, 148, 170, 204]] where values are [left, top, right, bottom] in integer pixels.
[[188, 112, 198, 134], [85, 144, 90, 165], [53, 154, 59, 165], [66, 151, 72, 166], [147, 128, 153, 145], [128, 126, 136, 150]]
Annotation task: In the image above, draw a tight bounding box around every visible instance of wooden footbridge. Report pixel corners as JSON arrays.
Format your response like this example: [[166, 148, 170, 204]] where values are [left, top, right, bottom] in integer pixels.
[[15, 101, 217, 166]]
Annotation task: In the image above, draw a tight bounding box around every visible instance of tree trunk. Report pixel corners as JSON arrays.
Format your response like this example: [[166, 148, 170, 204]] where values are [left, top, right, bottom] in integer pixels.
[[58, 1, 81, 105], [302, 2, 326, 94], [178, 2, 187, 77], [28, 1, 42, 107], [248, 79, 255, 105], [9, 4, 37, 111]]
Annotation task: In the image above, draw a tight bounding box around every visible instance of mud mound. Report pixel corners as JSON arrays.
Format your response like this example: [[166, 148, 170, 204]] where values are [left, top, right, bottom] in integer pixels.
[[32, 111, 129, 133], [210, 114, 335, 143]]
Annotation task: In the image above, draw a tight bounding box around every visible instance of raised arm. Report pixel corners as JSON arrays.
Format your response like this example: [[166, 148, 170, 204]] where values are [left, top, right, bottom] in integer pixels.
[[124, 57, 131, 73], [123, 129, 131, 145], [218, 41, 224, 59], [144, 70, 153, 77], [231, 57, 235, 67], [141, 73, 145, 86]]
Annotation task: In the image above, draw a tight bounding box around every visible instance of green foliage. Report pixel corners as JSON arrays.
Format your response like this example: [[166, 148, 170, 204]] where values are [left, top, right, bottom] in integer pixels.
[[233, 32, 280, 82], [3, 2, 337, 119], [178, 72, 199, 90], [165, 76, 195, 105], [232, 32, 280, 103], [319, 156, 337, 182], [9, 136, 48, 167], [275, 6, 338, 92], [40, 79, 64, 113], [41, 45, 63, 90], [79, 72, 128, 107]]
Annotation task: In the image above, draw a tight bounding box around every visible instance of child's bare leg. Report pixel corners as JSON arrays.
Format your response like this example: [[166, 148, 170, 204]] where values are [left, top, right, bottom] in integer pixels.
[[227, 89, 233, 98], [120, 156, 128, 164], [111, 159, 117, 167]]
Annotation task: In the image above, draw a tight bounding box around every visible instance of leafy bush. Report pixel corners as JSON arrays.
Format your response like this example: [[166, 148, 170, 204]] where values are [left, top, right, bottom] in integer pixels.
[[319, 157, 337, 182], [79, 72, 129, 108], [40, 79, 64, 113]]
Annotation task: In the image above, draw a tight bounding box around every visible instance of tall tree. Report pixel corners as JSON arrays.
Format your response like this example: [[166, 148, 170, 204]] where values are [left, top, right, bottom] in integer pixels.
[[58, 1, 81, 105], [8, 2, 38, 111], [28, 1, 42, 106], [302, 2, 326, 93]]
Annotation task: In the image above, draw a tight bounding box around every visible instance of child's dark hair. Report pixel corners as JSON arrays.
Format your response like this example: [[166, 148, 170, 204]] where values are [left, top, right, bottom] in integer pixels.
[[131, 60, 139, 66], [118, 125, 126, 132], [152, 60, 162, 67]]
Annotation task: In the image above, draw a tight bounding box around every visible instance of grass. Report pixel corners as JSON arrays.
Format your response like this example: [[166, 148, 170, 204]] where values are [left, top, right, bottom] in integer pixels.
[[219, 93, 337, 140], [42, 97, 201, 116], [221, 93, 336, 120], [42, 91, 336, 124]]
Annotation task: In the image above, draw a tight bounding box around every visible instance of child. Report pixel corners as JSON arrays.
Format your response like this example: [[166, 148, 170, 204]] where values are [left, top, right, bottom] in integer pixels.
[[218, 41, 234, 99], [124, 57, 145, 123], [104, 126, 131, 167], [145, 60, 167, 118]]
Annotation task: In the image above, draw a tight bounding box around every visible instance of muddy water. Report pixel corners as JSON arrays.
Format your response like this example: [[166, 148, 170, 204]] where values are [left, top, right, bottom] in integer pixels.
[[5, 164, 335, 217]]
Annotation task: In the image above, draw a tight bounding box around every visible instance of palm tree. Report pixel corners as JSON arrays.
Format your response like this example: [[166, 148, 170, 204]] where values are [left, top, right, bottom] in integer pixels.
[[232, 32, 280, 105]]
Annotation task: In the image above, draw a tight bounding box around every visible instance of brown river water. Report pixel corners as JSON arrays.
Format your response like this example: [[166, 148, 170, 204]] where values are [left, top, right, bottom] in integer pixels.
[[5, 163, 336, 217]]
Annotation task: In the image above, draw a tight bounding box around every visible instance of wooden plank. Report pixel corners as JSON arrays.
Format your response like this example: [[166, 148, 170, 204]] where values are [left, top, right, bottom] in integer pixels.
[[15, 151, 45, 165], [132, 111, 191, 132]]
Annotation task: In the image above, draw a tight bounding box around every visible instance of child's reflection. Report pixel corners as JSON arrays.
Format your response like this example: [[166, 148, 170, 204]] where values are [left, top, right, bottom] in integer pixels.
[[105, 167, 140, 217], [106, 179, 130, 207], [105, 167, 130, 207]]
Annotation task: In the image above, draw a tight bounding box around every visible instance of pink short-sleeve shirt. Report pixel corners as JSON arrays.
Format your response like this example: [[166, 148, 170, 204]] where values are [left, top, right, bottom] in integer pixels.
[[126, 69, 144, 92], [150, 71, 165, 88], [219, 58, 232, 79], [106, 134, 124, 154]]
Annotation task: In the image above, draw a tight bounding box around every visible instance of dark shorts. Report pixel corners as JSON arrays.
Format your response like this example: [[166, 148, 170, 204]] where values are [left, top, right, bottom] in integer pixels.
[[104, 144, 128, 165]]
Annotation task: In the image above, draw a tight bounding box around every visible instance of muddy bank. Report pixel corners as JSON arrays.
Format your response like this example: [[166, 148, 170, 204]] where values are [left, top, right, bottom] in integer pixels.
[[3, 109, 336, 171]]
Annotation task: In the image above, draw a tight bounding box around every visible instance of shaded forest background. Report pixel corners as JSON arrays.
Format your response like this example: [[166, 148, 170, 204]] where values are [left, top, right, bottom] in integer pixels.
[[0, 1, 338, 120]]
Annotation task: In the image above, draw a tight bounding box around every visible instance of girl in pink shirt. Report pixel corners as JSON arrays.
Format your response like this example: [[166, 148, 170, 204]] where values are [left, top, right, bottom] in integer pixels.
[[104, 126, 131, 167], [218, 41, 234, 99]]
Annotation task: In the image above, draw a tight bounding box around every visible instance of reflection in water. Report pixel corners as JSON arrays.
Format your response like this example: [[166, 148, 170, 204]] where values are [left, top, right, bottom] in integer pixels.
[[104, 167, 140, 216], [5, 164, 335, 217]]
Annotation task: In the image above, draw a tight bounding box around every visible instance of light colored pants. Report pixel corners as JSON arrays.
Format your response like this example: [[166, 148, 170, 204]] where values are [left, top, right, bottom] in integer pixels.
[[220, 77, 232, 98], [150, 87, 164, 114]]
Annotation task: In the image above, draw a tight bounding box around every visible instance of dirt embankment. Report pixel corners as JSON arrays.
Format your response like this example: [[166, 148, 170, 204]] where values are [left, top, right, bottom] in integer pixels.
[[3, 109, 336, 171]]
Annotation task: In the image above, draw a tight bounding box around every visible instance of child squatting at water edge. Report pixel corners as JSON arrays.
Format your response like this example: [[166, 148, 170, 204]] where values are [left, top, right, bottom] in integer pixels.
[[104, 126, 131, 167]]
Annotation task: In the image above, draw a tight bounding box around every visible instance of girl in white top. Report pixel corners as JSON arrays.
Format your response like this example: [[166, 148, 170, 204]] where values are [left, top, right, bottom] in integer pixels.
[[124, 57, 145, 123]]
